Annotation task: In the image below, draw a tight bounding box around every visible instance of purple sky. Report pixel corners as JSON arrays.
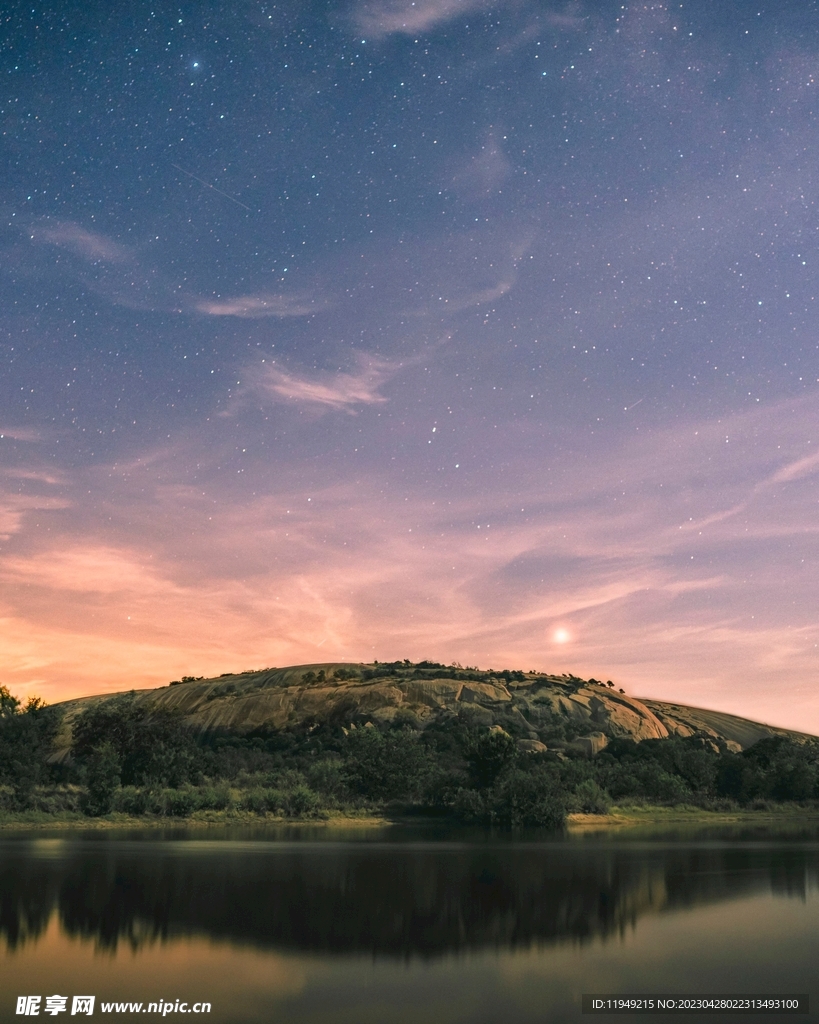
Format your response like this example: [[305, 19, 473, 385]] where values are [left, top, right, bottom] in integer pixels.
[[1, 0, 818, 730]]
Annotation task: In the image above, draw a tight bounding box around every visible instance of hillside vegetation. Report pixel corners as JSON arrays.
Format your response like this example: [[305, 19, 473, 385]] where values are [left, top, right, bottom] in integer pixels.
[[1, 661, 817, 827]]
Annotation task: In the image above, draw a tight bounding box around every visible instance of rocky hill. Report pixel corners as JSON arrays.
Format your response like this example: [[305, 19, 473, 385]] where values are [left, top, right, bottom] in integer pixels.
[[51, 661, 811, 757]]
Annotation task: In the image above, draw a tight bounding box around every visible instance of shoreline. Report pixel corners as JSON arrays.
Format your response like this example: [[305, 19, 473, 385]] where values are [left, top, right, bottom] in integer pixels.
[[0, 810, 392, 831], [3, 804, 819, 833]]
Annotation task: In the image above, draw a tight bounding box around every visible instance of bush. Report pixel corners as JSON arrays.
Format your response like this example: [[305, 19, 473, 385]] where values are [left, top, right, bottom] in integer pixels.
[[306, 759, 348, 801], [73, 695, 198, 788], [462, 730, 518, 789], [343, 728, 431, 801], [280, 785, 324, 818], [197, 783, 234, 810], [240, 788, 282, 814], [114, 786, 152, 815], [0, 688, 63, 805], [489, 769, 567, 830], [574, 779, 612, 814], [597, 760, 691, 805], [80, 742, 121, 816], [162, 788, 201, 817], [237, 785, 324, 817], [451, 787, 485, 822]]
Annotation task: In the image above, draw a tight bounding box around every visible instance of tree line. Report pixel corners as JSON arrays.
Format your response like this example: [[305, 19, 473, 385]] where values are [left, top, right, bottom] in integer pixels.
[[2, 683, 819, 826]]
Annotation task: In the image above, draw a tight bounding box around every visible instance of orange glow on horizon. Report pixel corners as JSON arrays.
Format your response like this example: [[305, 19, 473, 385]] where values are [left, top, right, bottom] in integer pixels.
[[3, 394, 819, 736]]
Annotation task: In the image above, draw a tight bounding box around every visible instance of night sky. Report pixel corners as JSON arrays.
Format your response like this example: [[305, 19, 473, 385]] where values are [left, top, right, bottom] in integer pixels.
[[2, 0, 818, 730]]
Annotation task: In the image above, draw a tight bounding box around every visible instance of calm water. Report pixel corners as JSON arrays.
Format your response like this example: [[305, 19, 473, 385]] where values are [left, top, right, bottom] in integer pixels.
[[1, 826, 818, 1023]]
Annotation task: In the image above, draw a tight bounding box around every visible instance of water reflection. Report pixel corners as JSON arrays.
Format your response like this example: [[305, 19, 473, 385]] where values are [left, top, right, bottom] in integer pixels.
[[1, 835, 817, 958]]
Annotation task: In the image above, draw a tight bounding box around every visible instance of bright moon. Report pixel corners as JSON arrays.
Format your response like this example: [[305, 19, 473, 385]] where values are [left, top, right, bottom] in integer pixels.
[[553, 628, 571, 644]]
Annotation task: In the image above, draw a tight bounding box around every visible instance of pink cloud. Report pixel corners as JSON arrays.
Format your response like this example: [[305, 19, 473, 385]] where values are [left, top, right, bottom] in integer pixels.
[[0, 487, 68, 542], [193, 292, 324, 318], [247, 356, 399, 411], [0, 426, 46, 442], [353, 0, 495, 38], [2, 390, 819, 732], [32, 221, 132, 264], [350, 0, 585, 38]]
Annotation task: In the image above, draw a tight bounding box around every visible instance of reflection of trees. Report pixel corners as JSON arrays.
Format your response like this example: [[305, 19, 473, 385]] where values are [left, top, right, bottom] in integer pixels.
[[0, 860, 61, 949], [1, 840, 817, 957]]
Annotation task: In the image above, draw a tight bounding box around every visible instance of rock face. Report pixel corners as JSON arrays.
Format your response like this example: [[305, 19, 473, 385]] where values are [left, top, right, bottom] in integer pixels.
[[50, 662, 812, 757]]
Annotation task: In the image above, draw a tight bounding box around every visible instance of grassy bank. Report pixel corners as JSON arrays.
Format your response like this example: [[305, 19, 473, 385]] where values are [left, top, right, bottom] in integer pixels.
[[566, 802, 819, 836], [6, 682, 819, 833], [4, 794, 818, 835], [0, 808, 391, 830]]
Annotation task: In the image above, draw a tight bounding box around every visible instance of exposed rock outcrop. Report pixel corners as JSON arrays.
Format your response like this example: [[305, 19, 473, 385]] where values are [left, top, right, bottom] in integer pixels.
[[50, 662, 811, 758]]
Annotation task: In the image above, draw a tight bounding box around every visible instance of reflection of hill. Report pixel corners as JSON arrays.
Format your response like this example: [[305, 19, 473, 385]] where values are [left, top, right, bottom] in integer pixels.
[[1, 839, 817, 957]]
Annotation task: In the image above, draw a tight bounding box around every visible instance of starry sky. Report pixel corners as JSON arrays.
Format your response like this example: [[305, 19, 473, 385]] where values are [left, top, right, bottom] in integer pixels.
[[2, 0, 819, 729]]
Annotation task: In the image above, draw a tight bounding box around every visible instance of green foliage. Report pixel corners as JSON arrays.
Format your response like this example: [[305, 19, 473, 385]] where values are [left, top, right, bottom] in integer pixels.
[[8, 667, 819, 827], [0, 685, 21, 718], [305, 759, 349, 801], [73, 695, 198, 788], [114, 786, 152, 815], [280, 786, 324, 817], [448, 764, 567, 829], [0, 687, 62, 808], [113, 784, 235, 816], [451, 787, 485, 822], [488, 768, 567, 829], [332, 667, 358, 681], [574, 779, 612, 814], [239, 785, 324, 817], [462, 729, 518, 789], [716, 738, 819, 803], [343, 727, 432, 801], [80, 742, 121, 816], [197, 783, 234, 810]]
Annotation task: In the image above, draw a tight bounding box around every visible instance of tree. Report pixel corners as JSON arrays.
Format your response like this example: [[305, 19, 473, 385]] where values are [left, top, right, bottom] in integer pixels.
[[343, 727, 431, 800], [80, 742, 121, 816], [73, 695, 198, 788], [489, 767, 567, 829], [0, 687, 61, 808], [462, 729, 518, 789]]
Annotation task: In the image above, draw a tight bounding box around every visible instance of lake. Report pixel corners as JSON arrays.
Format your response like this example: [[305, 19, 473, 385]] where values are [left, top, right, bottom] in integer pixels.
[[1, 824, 817, 1022]]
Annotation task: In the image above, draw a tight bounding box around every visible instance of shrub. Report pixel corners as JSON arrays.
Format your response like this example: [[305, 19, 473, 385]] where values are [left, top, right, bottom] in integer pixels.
[[280, 785, 324, 818], [241, 788, 282, 814], [343, 728, 431, 801], [197, 783, 234, 810], [162, 788, 201, 817], [0, 689, 63, 805], [114, 786, 152, 815], [462, 730, 518, 789], [73, 695, 198, 788], [80, 742, 121, 816], [306, 760, 348, 801], [489, 769, 567, 830], [574, 779, 612, 814], [451, 787, 485, 822]]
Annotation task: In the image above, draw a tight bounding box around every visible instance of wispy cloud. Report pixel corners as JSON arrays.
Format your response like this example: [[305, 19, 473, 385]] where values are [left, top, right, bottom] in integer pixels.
[[407, 280, 513, 317], [3, 389, 819, 729], [352, 0, 495, 38], [0, 491, 69, 542], [31, 221, 132, 264], [2, 468, 64, 485], [193, 292, 325, 318], [351, 0, 586, 39], [0, 426, 46, 442], [769, 449, 819, 484], [248, 355, 400, 411]]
